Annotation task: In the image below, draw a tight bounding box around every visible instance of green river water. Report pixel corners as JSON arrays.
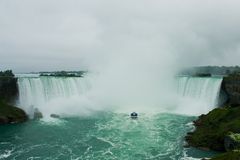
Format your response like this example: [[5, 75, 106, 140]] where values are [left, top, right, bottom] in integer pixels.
[[0, 113, 218, 160]]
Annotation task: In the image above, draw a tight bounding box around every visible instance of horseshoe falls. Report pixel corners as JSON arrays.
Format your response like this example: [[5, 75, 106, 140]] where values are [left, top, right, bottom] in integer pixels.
[[17, 75, 223, 117], [0, 75, 223, 160]]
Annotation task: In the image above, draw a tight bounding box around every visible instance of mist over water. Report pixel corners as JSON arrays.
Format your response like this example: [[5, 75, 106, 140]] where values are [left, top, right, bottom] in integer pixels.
[[0, 0, 238, 117], [1, 0, 237, 118], [17, 49, 180, 117], [17, 73, 223, 118]]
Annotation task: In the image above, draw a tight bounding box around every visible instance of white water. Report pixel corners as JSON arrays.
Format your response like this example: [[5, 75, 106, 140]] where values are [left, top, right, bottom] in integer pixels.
[[17, 75, 223, 117], [17, 76, 93, 117], [176, 76, 223, 115]]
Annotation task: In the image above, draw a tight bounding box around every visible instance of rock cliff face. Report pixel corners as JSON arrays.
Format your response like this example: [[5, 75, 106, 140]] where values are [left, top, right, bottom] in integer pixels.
[[0, 70, 27, 124], [0, 76, 18, 102], [222, 73, 240, 106]]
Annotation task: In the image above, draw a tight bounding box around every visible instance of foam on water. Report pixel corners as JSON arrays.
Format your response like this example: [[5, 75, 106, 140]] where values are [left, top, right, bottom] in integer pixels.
[[0, 113, 217, 159]]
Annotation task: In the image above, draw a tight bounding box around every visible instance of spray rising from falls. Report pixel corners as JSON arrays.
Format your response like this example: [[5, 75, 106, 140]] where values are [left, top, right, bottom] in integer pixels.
[[17, 75, 223, 117]]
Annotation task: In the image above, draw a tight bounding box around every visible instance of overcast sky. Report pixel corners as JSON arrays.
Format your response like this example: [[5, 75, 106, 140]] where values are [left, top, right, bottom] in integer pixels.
[[0, 0, 240, 72]]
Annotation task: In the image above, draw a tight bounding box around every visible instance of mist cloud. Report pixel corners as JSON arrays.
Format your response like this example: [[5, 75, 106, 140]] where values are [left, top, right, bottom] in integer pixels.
[[0, 0, 240, 72]]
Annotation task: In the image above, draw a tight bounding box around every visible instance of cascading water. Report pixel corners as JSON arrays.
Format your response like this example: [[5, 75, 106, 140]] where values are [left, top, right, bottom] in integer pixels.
[[17, 75, 93, 117], [17, 74, 223, 117], [176, 76, 223, 115]]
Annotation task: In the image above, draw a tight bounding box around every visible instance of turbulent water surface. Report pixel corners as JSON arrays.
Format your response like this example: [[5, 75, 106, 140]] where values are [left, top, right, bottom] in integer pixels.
[[0, 113, 217, 160]]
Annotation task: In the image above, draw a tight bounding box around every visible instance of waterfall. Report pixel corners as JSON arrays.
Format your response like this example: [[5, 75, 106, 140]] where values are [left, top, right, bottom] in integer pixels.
[[17, 76, 92, 116], [176, 76, 223, 114], [16, 74, 223, 117]]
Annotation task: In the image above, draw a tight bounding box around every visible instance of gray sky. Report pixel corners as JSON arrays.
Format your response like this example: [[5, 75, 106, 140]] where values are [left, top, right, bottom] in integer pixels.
[[0, 0, 240, 72]]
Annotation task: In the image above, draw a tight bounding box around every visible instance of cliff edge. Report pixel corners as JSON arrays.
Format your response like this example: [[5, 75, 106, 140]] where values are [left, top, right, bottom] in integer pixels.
[[0, 70, 27, 124]]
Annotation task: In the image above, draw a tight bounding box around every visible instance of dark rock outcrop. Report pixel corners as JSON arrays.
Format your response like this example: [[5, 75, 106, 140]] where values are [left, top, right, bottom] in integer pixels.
[[0, 76, 18, 102], [33, 108, 43, 120], [0, 100, 28, 124], [224, 133, 240, 151], [222, 73, 240, 106], [50, 114, 60, 118], [0, 70, 28, 124]]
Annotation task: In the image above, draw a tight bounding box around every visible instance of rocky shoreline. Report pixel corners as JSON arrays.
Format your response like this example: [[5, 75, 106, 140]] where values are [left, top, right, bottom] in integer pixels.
[[186, 107, 240, 160], [0, 100, 28, 124]]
